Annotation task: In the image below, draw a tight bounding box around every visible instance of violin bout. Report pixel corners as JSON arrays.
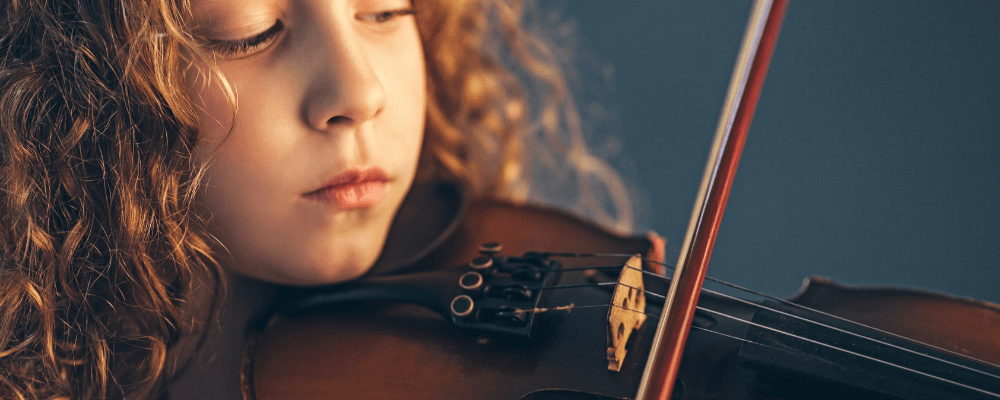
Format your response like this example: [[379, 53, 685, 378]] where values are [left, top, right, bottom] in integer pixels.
[[607, 255, 647, 372]]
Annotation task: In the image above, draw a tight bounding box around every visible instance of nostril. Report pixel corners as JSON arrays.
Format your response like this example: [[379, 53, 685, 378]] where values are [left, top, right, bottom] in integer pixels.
[[326, 115, 351, 125]]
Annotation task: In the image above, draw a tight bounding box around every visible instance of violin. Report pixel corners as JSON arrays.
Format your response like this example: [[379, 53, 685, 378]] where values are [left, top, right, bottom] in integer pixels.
[[238, 1, 1000, 399], [239, 197, 1000, 400]]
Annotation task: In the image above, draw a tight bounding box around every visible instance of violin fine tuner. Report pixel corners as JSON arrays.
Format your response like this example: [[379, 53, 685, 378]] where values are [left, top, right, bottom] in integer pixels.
[[282, 242, 564, 337], [449, 243, 562, 337]]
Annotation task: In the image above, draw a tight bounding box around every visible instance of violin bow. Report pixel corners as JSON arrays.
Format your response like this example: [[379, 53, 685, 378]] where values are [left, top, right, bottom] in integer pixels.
[[634, 1, 788, 399]]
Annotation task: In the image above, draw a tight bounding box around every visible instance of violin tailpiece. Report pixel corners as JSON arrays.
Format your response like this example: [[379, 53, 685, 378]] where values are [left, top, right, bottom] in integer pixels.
[[607, 255, 647, 372]]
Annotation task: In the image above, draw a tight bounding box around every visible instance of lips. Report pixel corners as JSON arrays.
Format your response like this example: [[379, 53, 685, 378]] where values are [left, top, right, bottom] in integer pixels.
[[305, 167, 389, 210]]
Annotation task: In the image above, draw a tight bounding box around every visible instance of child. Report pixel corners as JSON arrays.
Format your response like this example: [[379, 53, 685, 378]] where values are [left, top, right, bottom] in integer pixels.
[[0, 0, 639, 398]]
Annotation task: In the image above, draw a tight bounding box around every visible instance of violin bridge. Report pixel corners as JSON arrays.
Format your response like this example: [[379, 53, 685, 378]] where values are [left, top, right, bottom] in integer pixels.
[[606, 255, 647, 372]]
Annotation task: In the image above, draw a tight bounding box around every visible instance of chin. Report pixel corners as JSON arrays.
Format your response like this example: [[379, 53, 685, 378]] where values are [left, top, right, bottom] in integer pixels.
[[273, 246, 382, 286], [311, 258, 374, 286]]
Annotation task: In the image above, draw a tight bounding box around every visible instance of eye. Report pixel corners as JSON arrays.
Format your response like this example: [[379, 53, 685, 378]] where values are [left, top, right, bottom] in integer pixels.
[[356, 8, 416, 24], [204, 20, 285, 58]]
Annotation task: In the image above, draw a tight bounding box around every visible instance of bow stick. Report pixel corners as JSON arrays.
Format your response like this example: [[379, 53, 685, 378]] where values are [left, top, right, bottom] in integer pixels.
[[634, 1, 788, 399]]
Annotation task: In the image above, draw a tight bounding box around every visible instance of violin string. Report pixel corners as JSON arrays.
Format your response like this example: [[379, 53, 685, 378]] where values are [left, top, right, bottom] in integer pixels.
[[519, 302, 664, 319], [544, 252, 672, 269], [545, 254, 1000, 375], [687, 321, 1000, 395], [531, 291, 1000, 397], [541, 303, 897, 373], [534, 253, 1000, 389], [614, 263, 1000, 378], [538, 282, 619, 291], [608, 302, 662, 318], [532, 264, 1000, 392], [566, 253, 1000, 365], [688, 325, 791, 354], [565, 263, 1000, 382], [690, 299, 1000, 398], [699, 274, 1000, 369], [515, 296, 994, 397], [535, 282, 668, 300], [512, 303, 794, 356], [558, 265, 638, 273], [529, 272, 1000, 395], [695, 282, 1000, 381]]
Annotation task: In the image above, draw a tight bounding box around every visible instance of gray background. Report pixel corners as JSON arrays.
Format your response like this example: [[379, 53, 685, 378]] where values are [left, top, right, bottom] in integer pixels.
[[563, 1, 999, 303]]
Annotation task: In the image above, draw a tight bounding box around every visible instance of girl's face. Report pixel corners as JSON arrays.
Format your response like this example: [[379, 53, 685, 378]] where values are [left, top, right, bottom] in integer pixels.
[[187, 0, 426, 285]]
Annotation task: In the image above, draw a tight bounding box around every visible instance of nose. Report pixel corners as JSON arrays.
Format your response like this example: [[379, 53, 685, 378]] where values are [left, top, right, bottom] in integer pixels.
[[303, 22, 387, 131]]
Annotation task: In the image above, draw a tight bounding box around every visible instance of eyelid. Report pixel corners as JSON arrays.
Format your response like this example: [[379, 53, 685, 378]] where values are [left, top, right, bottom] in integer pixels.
[[204, 20, 285, 58], [356, 8, 416, 24]]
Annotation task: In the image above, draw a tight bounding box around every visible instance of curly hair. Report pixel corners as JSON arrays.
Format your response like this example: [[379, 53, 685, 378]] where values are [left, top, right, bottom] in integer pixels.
[[0, 0, 631, 398], [419, 0, 633, 230], [1, 0, 219, 398]]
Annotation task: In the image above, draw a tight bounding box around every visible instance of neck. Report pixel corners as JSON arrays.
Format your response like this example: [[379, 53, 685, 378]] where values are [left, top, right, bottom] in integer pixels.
[[167, 273, 277, 400]]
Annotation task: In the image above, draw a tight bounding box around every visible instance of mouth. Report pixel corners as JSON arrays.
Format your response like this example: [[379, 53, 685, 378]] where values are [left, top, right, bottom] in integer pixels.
[[304, 167, 389, 210]]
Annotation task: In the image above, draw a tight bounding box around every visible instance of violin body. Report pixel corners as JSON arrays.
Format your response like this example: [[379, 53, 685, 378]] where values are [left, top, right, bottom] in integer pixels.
[[241, 200, 1000, 400]]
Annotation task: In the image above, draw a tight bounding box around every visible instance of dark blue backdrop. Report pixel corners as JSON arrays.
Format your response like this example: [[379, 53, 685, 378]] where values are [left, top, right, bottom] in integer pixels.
[[564, 1, 999, 303]]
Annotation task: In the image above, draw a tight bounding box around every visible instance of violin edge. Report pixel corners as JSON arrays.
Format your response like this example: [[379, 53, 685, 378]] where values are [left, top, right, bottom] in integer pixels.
[[791, 276, 1000, 313]]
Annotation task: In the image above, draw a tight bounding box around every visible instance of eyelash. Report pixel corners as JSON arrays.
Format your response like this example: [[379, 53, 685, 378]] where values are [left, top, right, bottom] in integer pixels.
[[360, 8, 416, 24], [205, 8, 416, 58], [205, 20, 285, 58]]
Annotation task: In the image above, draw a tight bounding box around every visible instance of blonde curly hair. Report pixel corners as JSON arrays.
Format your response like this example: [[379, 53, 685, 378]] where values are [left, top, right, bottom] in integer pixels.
[[0, 0, 631, 398]]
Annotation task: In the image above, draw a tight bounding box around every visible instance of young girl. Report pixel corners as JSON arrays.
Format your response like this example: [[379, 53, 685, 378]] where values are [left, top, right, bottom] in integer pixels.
[[0, 0, 639, 398]]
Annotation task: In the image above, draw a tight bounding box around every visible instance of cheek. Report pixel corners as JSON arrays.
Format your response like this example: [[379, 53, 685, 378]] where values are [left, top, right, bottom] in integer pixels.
[[187, 67, 237, 165], [186, 63, 300, 280], [380, 27, 428, 172]]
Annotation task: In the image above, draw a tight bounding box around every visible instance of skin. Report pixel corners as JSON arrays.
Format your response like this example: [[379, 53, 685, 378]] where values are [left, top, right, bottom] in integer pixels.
[[186, 0, 427, 286]]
